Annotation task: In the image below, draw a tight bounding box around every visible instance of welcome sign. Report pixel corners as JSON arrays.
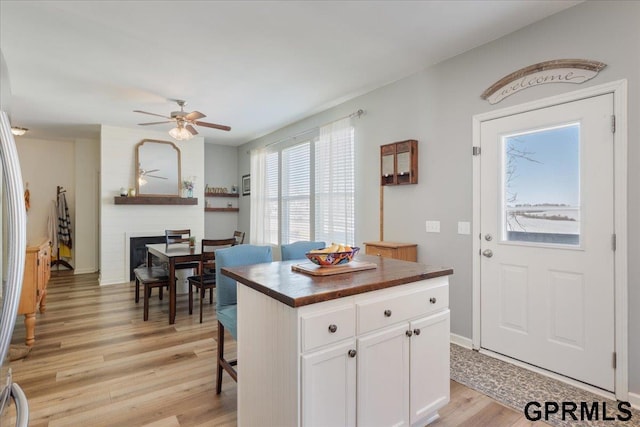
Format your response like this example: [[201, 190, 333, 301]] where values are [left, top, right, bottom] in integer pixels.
[[481, 59, 606, 104]]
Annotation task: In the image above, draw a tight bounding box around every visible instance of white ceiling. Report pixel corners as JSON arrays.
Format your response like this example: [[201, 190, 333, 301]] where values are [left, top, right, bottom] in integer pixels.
[[0, 1, 581, 146]]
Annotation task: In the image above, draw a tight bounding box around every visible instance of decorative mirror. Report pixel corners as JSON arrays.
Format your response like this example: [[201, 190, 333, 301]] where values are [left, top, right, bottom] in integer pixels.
[[135, 139, 181, 196]]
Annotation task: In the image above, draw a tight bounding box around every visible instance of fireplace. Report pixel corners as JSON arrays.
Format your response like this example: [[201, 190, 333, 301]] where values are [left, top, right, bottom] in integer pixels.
[[129, 236, 166, 280]]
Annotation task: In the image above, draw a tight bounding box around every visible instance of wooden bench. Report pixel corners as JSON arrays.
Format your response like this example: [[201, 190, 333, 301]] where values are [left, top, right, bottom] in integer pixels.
[[134, 266, 174, 321]]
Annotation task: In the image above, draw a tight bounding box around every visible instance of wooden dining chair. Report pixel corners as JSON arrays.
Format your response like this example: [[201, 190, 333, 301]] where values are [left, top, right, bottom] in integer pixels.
[[187, 238, 236, 323], [214, 244, 272, 393], [233, 230, 245, 245], [281, 240, 325, 261], [165, 229, 200, 272]]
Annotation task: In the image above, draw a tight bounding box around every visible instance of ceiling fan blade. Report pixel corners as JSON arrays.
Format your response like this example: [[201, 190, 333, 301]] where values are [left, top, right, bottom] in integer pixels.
[[186, 124, 198, 135], [194, 121, 231, 131], [138, 121, 173, 126], [143, 169, 160, 174], [185, 111, 206, 121], [133, 110, 172, 119], [147, 174, 168, 180]]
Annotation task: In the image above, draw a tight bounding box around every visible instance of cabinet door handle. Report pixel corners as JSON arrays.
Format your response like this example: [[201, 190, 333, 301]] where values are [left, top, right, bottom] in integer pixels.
[[429, 297, 437, 304], [384, 309, 392, 317], [406, 330, 413, 337], [348, 349, 357, 358], [413, 328, 421, 336], [328, 324, 338, 333]]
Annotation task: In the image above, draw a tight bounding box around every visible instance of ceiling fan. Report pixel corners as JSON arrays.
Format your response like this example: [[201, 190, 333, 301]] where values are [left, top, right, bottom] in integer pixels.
[[139, 167, 167, 180], [134, 99, 231, 138]]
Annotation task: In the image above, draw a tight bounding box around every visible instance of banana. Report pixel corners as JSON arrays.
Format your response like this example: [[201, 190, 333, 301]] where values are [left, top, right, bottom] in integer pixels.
[[308, 243, 354, 254], [326, 243, 339, 253]]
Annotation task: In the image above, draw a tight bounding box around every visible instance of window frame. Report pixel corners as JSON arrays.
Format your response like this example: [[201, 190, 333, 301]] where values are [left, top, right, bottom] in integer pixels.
[[261, 124, 355, 246]]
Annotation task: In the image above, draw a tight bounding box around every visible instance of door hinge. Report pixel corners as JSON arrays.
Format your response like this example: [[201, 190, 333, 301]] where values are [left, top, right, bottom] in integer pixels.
[[612, 233, 617, 251], [472, 146, 481, 156], [613, 352, 617, 369], [611, 115, 616, 134]]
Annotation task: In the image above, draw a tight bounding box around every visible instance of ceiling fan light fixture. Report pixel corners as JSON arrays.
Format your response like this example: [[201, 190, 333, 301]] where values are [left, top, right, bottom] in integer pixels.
[[135, 99, 230, 136], [168, 125, 193, 141], [11, 126, 28, 136]]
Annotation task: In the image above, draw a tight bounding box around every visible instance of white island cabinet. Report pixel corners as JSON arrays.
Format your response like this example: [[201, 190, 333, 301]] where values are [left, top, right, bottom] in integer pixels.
[[223, 255, 452, 427]]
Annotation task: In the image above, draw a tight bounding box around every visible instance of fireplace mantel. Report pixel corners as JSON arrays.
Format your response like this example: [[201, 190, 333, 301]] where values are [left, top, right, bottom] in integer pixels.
[[114, 196, 197, 205]]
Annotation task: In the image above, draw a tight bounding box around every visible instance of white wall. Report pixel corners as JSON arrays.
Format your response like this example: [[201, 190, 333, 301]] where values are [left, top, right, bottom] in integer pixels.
[[204, 143, 239, 238], [99, 125, 205, 285], [13, 136, 100, 275], [74, 138, 100, 274], [237, 1, 640, 394], [15, 137, 75, 248]]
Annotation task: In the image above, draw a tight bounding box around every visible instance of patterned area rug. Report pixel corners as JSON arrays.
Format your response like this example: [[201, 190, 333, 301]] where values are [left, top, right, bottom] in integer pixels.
[[450, 344, 640, 426]]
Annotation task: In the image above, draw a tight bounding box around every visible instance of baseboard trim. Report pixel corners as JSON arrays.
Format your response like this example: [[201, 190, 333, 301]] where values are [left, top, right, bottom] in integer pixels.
[[629, 391, 640, 410], [450, 333, 472, 349], [73, 268, 96, 275]]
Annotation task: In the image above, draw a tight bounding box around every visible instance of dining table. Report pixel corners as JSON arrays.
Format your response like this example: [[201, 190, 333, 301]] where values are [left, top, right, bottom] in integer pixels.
[[146, 242, 202, 324]]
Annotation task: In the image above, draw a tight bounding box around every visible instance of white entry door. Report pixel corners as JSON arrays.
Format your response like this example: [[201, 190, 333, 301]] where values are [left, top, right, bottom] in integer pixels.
[[479, 93, 615, 391]]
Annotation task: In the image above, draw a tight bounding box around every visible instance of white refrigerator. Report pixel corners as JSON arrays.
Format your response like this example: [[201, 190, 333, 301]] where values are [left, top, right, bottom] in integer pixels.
[[0, 110, 29, 426]]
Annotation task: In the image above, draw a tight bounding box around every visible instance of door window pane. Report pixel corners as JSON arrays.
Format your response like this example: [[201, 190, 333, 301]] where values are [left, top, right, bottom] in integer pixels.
[[502, 123, 580, 246]]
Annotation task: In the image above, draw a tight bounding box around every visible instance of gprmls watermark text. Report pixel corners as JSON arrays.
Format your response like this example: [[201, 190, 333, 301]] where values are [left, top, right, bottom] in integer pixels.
[[524, 401, 633, 422]]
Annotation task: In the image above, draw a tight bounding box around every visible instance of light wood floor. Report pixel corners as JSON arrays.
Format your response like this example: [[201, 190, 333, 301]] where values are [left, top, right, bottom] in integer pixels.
[[7, 271, 546, 426]]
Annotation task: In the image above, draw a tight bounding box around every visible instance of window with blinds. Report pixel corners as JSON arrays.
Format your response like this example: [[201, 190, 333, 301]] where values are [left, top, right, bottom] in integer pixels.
[[315, 123, 355, 245], [282, 142, 311, 243], [257, 118, 355, 246], [265, 151, 279, 245]]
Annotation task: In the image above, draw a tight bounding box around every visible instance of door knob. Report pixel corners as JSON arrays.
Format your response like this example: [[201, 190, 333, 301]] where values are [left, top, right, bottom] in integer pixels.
[[485, 234, 493, 241], [348, 349, 357, 358], [482, 249, 493, 258]]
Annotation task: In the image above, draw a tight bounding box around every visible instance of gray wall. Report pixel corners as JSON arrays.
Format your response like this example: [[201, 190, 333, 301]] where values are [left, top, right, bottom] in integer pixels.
[[204, 143, 239, 238], [237, 1, 640, 394], [0, 50, 11, 113]]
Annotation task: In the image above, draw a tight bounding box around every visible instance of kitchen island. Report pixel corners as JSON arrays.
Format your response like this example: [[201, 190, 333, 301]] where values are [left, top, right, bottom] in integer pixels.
[[222, 254, 453, 427]]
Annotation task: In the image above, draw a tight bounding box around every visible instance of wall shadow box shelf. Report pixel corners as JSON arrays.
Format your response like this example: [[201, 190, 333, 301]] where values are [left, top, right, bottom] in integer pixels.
[[204, 192, 239, 212], [205, 192, 239, 198], [205, 207, 239, 212], [380, 139, 418, 185], [114, 196, 198, 205]]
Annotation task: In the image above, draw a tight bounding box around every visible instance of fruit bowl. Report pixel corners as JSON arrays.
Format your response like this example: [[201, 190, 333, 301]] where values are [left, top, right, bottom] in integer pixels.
[[305, 247, 360, 267]]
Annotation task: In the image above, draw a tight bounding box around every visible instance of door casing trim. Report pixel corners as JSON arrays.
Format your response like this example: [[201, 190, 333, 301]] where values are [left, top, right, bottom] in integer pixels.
[[471, 79, 628, 399]]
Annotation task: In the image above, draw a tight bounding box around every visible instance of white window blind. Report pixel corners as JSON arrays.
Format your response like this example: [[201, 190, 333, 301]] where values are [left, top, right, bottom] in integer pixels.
[[282, 142, 311, 244], [250, 117, 355, 246], [315, 118, 355, 245], [265, 151, 279, 245]]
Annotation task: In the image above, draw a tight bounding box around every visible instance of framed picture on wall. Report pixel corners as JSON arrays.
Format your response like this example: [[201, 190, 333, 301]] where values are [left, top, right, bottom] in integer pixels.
[[242, 174, 250, 196]]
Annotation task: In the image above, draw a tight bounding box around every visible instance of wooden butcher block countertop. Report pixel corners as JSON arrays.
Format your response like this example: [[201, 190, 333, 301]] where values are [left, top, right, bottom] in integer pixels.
[[222, 254, 453, 308]]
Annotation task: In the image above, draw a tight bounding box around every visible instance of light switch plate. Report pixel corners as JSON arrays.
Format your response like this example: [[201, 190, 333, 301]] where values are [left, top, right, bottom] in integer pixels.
[[425, 220, 440, 233], [458, 221, 471, 235]]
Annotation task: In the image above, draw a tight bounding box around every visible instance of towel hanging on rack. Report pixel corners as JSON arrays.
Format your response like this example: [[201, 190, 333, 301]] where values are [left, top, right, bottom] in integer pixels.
[[57, 190, 72, 250]]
